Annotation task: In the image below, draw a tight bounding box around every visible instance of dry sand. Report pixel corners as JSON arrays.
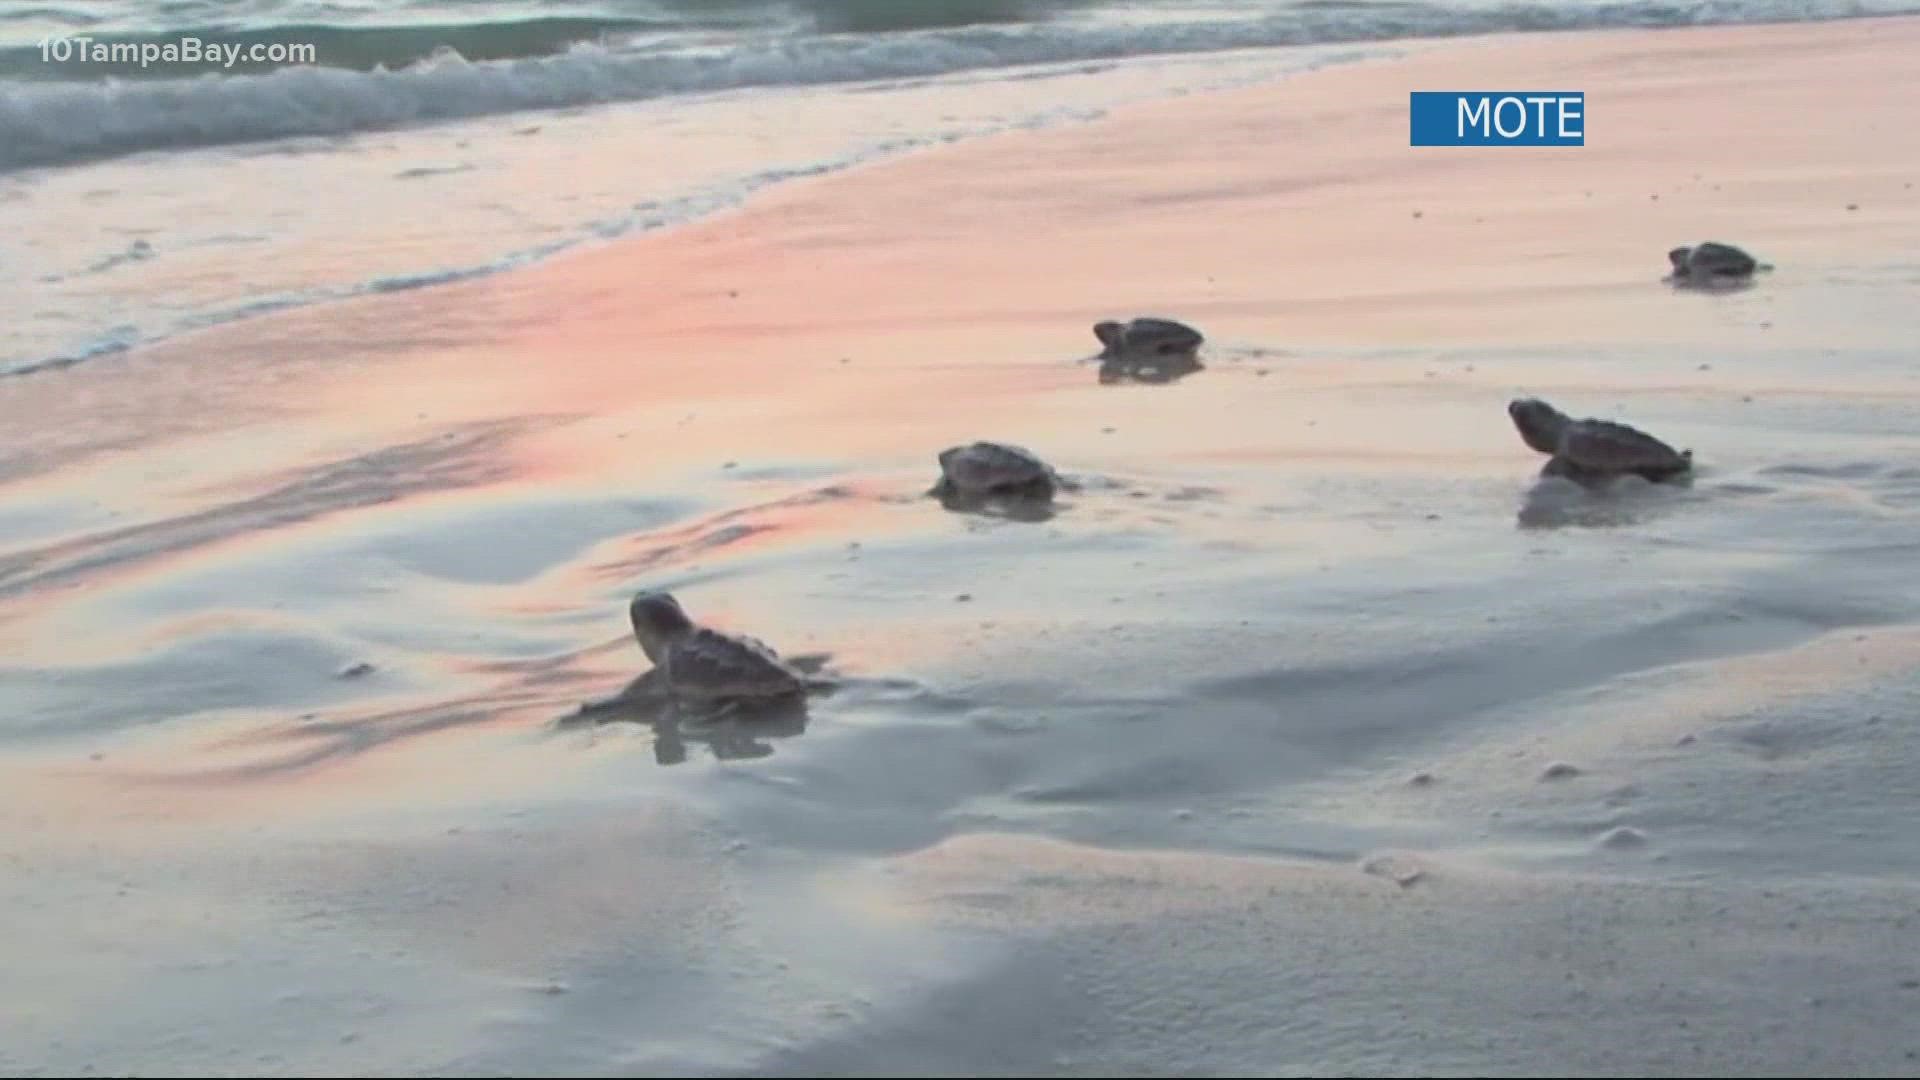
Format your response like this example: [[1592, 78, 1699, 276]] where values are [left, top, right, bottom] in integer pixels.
[[3, 15, 1920, 1077]]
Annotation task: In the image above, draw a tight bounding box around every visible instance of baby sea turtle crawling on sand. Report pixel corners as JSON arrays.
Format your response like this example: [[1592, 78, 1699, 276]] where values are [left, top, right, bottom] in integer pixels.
[[930, 441, 1062, 503], [1093, 317, 1204, 360], [1508, 398, 1694, 486], [624, 590, 819, 709], [1667, 241, 1769, 283]]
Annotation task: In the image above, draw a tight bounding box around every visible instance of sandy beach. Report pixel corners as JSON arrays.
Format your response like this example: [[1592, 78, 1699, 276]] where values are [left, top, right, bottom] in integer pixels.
[[4, 13, 1920, 1076]]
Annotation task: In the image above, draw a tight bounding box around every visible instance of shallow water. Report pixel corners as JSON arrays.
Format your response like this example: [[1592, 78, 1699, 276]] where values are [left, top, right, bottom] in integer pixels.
[[0, 45, 1366, 377], [6, 325, 1919, 1071]]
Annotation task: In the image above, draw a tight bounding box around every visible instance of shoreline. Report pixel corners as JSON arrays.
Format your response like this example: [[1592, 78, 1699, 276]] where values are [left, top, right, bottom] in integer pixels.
[[0, 37, 1378, 383], [3, 16, 1917, 488]]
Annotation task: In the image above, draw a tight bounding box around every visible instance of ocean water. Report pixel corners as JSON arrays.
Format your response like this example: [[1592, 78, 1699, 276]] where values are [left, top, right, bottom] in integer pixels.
[[4, 0, 1918, 379]]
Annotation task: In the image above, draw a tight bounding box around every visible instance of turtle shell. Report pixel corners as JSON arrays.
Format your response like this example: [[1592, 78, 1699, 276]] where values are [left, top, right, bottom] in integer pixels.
[[1120, 317, 1204, 354], [1559, 419, 1692, 477], [938, 442, 1055, 495], [661, 627, 806, 700], [1680, 242, 1758, 278]]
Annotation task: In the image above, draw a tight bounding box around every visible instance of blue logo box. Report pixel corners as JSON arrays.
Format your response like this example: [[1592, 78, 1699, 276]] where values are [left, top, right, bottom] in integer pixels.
[[1410, 92, 1584, 146]]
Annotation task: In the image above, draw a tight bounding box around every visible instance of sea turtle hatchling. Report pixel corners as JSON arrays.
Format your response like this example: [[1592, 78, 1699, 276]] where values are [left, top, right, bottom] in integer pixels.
[[623, 591, 815, 709], [929, 441, 1062, 503], [1507, 397, 1694, 486], [1666, 241, 1769, 283], [1093, 317, 1204, 360]]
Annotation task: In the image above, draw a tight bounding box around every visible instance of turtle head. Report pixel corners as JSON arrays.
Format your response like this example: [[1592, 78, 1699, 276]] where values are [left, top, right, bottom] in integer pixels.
[[1508, 397, 1570, 453], [1092, 321, 1125, 352], [629, 590, 694, 663], [929, 446, 967, 498], [1667, 246, 1692, 273]]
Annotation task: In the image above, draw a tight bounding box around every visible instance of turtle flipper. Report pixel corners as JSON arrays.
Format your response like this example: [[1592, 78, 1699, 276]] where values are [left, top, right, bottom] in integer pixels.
[[1015, 474, 1058, 501], [1540, 456, 1605, 486], [563, 672, 671, 726]]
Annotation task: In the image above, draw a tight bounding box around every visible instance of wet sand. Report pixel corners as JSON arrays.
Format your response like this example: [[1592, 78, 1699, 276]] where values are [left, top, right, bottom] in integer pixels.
[[4, 15, 1920, 1077]]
